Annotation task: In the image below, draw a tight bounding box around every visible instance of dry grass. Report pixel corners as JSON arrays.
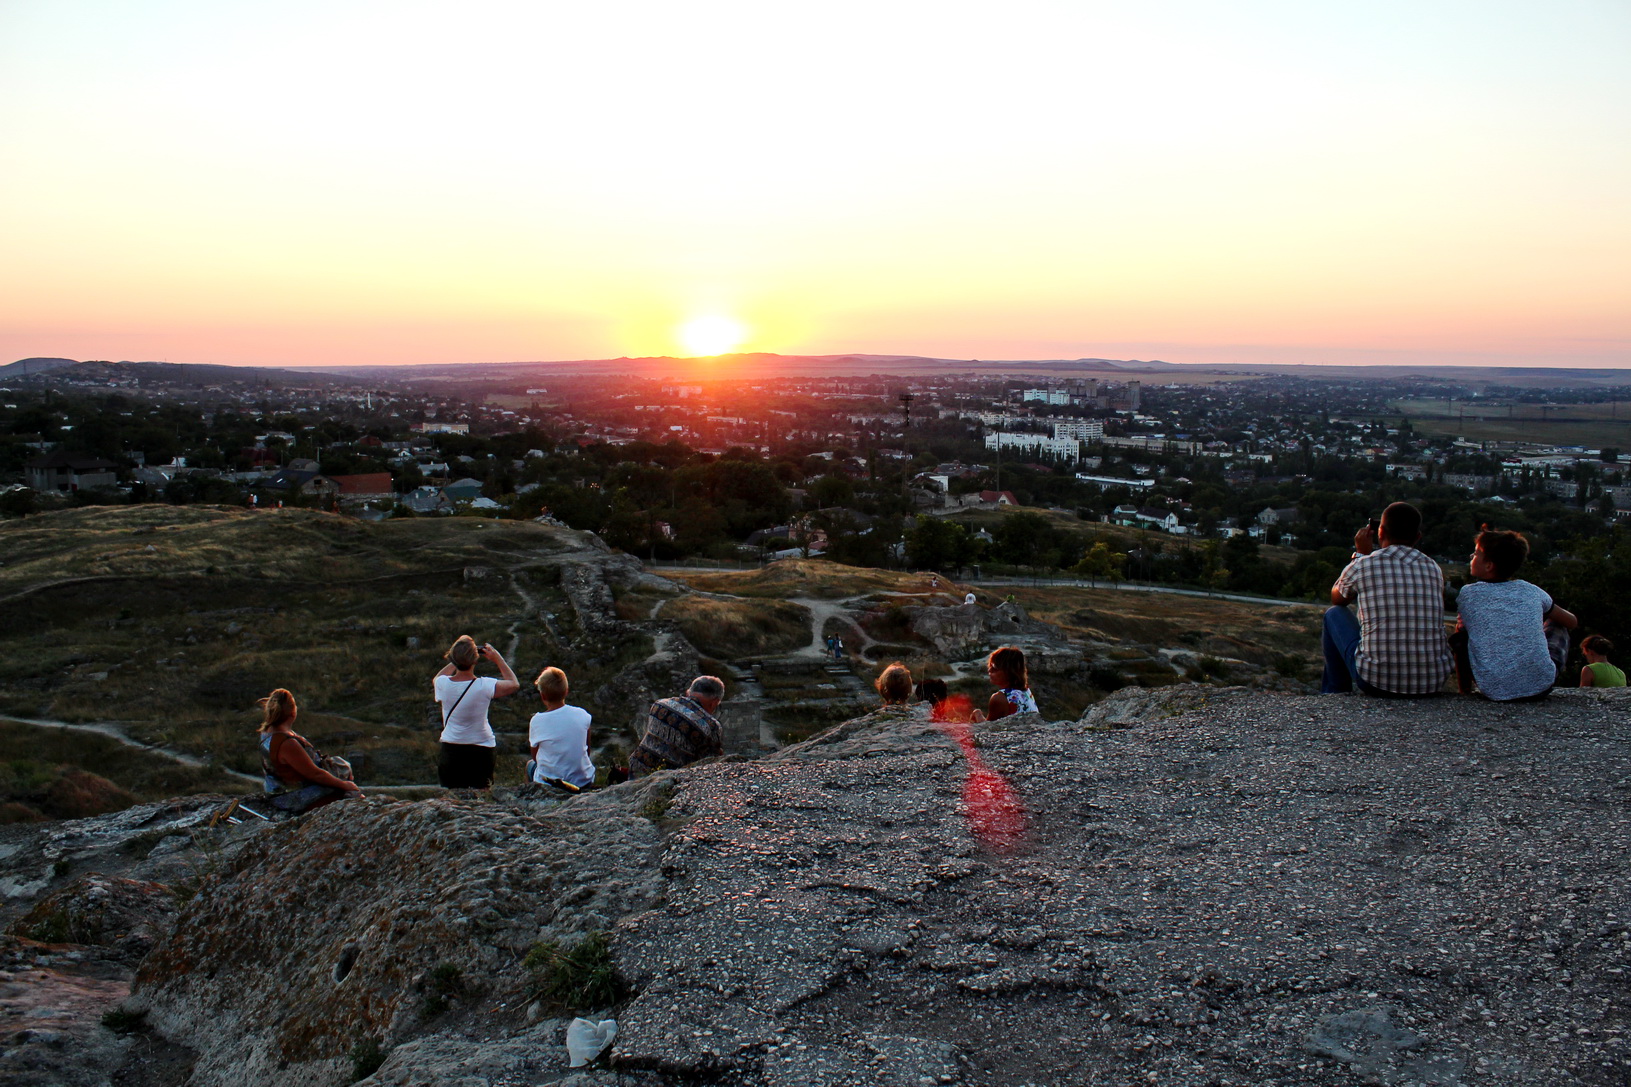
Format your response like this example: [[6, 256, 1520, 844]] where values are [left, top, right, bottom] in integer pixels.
[[0, 720, 249, 820], [0, 506, 592, 787], [666, 560, 959, 601], [1011, 585, 1322, 668], [663, 596, 811, 659], [0, 505, 571, 599]]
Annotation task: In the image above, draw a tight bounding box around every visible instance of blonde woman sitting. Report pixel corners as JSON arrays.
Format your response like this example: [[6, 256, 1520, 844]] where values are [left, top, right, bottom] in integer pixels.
[[258, 688, 361, 814]]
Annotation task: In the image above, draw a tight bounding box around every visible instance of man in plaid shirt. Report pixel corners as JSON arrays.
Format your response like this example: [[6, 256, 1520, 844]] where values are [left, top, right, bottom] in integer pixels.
[[1321, 502, 1452, 696]]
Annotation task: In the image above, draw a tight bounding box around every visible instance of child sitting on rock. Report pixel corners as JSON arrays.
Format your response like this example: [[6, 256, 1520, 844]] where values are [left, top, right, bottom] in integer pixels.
[[1451, 528, 1577, 701], [917, 677, 974, 723], [979, 646, 1038, 721], [875, 662, 914, 709], [526, 667, 595, 789], [1579, 635, 1626, 688]]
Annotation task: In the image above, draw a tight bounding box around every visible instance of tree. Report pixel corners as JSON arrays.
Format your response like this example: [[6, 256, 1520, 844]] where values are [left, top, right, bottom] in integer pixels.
[[991, 511, 1052, 567], [1072, 541, 1125, 585], [905, 516, 973, 572]]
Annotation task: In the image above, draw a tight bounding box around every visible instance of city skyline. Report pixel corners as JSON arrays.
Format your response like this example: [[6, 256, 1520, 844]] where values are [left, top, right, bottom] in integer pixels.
[[2, 0, 1627, 369]]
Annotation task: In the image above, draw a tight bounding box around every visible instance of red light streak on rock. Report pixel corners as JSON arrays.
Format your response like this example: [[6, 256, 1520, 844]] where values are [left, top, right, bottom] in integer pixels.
[[933, 698, 1028, 854]]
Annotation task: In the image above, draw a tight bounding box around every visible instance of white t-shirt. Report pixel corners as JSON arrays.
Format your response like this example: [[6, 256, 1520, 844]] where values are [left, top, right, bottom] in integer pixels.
[[528, 704, 595, 787], [434, 674, 499, 746]]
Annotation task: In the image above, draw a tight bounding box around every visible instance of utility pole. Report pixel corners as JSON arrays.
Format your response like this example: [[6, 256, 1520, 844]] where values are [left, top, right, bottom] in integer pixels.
[[898, 392, 914, 502]]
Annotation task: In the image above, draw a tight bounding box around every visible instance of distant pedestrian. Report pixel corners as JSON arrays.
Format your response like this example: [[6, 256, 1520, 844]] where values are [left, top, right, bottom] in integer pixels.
[[628, 676, 726, 779], [1580, 635, 1626, 687], [434, 635, 520, 788], [833, 637, 844, 661]]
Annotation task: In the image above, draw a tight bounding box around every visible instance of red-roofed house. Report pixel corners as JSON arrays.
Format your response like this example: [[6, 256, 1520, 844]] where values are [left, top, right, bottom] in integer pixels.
[[978, 489, 1019, 507], [331, 473, 393, 506]]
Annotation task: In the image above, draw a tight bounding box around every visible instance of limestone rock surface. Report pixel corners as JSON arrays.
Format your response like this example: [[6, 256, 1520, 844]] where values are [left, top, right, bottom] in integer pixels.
[[4, 687, 1628, 1086]]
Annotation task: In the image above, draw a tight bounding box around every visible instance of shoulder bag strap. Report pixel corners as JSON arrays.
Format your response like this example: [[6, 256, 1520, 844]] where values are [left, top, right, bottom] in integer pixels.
[[441, 678, 477, 727]]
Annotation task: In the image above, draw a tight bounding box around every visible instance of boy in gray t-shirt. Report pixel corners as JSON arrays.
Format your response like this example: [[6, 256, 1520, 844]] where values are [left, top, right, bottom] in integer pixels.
[[1452, 529, 1577, 701]]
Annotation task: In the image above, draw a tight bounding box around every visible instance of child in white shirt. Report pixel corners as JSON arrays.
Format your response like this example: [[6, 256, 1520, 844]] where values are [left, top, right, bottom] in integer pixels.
[[526, 667, 595, 788]]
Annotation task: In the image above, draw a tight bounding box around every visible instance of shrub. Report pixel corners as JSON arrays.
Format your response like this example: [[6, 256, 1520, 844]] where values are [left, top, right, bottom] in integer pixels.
[[349, 1038, 387, 1081], [1273, 654, 1307, 679], [524, 933, 627, 1012], [638, 782, 676, 823], [420, 962, 464, 1018], [101, 1008, 147, 1035]]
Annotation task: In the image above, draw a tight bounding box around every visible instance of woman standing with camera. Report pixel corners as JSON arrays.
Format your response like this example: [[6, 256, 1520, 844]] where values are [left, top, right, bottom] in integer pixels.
[[434, 634, 519, 788]]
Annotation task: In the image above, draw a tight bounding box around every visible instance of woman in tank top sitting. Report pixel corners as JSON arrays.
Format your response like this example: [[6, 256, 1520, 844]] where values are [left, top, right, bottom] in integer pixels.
[[433, 635, 520, 789], [258, 688, 362, 813]]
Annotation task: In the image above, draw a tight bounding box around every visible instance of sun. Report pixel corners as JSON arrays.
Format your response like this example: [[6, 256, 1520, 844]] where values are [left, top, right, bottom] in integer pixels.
[[677, 315, 746, 356]]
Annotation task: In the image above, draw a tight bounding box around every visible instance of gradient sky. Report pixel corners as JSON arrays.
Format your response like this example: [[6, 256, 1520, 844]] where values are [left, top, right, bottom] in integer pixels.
[[2, 0, 1627, 368]]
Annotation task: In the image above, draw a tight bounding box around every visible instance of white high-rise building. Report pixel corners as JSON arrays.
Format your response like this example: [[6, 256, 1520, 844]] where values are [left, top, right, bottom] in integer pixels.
[[1053, 420, 1104, 441], [984, 433, 1081, 461]]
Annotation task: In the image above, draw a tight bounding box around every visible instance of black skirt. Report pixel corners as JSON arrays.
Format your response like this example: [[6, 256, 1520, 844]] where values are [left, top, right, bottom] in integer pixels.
[[438, 742, 496, 789]]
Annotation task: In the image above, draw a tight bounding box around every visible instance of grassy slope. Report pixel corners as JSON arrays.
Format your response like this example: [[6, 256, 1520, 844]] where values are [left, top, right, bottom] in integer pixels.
[[0, 720, 250, 822], [0, 506, 581, 784], [1009, 585, 1321, 668], [661, 596, 812, 659], [667, 559, 961, 600]]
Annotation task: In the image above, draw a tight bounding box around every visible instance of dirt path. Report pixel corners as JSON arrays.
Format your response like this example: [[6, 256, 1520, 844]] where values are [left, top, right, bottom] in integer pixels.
[[0, 715, 263, 785], [788, 595, 881, 660]]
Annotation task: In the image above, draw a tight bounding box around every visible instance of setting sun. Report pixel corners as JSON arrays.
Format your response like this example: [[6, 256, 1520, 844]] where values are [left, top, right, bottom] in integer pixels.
[[678, 315, 746, 357]]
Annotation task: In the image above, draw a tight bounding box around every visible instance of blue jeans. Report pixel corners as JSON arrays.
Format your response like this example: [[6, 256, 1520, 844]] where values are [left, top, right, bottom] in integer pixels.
[[1320, 606, 1394, 695], [269, 784, 343, 813]]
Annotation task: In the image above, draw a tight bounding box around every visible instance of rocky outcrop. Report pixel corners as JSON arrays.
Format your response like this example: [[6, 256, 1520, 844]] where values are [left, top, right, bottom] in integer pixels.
[[3, 688, 1628, 1086], [900, 600, 1060, 660], [130, 789, 666, 1085]]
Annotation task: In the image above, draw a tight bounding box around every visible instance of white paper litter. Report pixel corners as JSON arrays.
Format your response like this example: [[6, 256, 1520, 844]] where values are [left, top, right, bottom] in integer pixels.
[[566, 1017, 618, 1067]]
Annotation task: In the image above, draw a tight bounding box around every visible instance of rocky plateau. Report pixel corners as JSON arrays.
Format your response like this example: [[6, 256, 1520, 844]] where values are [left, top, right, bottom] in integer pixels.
[[1, 685, 1626, 1086]]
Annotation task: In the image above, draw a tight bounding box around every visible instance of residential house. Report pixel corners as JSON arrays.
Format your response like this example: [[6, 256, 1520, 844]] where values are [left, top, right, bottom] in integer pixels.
[[442, 478, 486, 502], [331, 473, 394, 507], [261, 467, 338, 501], [25, 450, 120, 492]]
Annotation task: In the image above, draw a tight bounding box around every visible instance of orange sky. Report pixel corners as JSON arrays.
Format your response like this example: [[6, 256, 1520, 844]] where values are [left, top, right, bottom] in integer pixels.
[[1, 1, 1627, 369]]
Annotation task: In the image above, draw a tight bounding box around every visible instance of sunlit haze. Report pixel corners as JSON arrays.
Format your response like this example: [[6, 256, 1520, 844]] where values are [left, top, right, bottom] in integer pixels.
[[1, 1, 1627, 368]]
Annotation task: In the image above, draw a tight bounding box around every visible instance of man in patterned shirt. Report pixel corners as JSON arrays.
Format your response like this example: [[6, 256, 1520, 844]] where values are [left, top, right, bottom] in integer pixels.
[[1321, 501, 1452, 696], [628, 675, 726, 779]]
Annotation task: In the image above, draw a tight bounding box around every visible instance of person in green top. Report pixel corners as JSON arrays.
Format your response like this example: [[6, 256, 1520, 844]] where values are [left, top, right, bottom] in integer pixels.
[[1579, 635, 1627, 687]]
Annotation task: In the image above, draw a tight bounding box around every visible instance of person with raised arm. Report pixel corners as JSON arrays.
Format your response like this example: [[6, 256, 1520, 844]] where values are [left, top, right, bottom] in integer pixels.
[[433, 634, 519, 789]]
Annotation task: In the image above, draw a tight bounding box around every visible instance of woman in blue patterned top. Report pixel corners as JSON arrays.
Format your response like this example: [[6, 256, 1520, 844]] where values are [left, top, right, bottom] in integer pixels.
[[981, 646, 1038, 721]]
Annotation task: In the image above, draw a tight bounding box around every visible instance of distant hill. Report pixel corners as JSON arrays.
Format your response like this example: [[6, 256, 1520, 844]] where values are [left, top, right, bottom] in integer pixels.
[[0, 358, 78, 379], [6, 359, 356, 387], [316, 352, 1181, 382]]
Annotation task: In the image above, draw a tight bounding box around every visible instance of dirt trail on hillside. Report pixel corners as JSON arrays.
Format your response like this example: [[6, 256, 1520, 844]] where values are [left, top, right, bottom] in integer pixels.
[[0, 715, 262, 785], [789, 595, 879, 659]]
